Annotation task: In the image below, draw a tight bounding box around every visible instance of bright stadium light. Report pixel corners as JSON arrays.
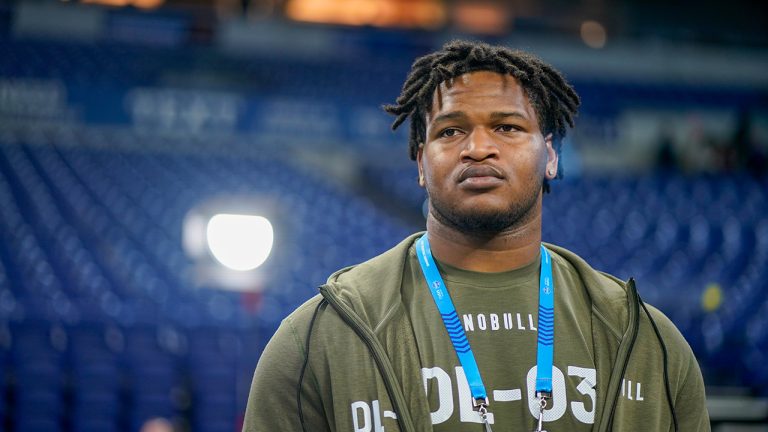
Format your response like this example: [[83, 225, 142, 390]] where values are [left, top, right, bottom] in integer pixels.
[[206, 214, 274, 271]]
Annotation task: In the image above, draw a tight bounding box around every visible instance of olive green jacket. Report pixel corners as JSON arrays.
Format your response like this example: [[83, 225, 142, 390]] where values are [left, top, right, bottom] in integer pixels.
[[244, 233, 710, 431]]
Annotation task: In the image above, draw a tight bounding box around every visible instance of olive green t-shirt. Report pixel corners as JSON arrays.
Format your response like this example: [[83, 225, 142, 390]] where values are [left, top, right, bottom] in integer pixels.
[[403, 245, 597, 431]]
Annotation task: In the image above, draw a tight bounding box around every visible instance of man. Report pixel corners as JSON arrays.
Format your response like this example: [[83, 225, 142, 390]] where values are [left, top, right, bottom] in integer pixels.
[[243, 40, 709, 431]]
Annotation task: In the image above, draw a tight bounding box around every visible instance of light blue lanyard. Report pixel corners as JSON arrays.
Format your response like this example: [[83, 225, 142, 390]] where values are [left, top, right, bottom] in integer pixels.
[[415, 233, 555, 412]]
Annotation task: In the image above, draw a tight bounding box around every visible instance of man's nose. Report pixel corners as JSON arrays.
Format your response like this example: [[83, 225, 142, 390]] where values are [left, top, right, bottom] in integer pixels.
[[460, 128, 499, 161]]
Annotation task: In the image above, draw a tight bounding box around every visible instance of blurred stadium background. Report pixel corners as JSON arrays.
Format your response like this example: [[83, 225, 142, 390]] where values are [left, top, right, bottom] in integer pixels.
[[0, 0, 767, 431]]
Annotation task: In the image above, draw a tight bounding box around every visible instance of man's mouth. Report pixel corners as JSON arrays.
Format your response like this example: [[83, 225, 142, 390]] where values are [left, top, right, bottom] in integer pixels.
[[457, 165, 505, 189], [459, 165, 504, 181]]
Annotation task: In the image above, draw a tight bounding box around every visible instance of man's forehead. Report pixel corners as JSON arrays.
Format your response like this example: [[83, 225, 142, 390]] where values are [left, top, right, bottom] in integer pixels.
[[436, 71, 517, 93], [429, 71, 529, 115], [449, 70, 514, 86]]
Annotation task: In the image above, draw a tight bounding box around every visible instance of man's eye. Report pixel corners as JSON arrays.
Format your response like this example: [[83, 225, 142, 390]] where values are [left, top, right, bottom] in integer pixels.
[[497, 124, 519, 132], [439, 128, 460, 138]]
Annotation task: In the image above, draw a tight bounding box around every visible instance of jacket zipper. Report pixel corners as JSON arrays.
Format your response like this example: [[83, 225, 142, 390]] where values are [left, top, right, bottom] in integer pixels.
[[320, 285, 417, 432], [597, 278, 641, 431]]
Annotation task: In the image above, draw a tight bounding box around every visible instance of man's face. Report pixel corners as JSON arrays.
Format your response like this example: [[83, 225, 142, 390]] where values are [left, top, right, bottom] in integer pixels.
[[417, 71, 558, 234]]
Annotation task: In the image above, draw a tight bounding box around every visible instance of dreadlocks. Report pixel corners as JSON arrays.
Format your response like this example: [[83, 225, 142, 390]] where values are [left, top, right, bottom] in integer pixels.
[[383, 40, 580, 192]]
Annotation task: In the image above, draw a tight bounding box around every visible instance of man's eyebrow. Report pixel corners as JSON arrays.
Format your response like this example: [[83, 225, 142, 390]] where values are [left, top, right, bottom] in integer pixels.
[[490, 111, 528, 121], [429, 110, 529, 126], [430, 111, 468, 125]]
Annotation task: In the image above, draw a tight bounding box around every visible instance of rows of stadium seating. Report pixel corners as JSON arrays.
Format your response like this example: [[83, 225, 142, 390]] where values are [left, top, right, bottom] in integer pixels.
[[0, 37, 412, 105], [0, 133, 412, 431], [2, 37, 763, 112], [362, 163, 768, 390], [2, 320, 261, 432]]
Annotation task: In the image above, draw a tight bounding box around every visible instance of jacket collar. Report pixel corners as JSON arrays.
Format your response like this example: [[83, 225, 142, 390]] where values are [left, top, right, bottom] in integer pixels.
[[323, 232, 631, 338]]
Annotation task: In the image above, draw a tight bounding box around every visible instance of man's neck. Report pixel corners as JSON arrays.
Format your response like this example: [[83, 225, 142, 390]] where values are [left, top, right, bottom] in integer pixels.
[[425, 214, 542, 273]]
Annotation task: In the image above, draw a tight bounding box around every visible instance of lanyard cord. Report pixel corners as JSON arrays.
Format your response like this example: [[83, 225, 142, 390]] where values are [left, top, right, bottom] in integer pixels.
[[536, 241, 555, 397], [415, 233, 555, 412]]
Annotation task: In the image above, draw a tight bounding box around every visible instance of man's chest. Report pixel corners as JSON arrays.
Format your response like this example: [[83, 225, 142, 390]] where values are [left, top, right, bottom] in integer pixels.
[[411, 293, 598, 430]]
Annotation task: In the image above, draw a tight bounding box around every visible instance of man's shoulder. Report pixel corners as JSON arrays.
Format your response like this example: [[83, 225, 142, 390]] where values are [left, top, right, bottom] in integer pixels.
[[282, 233, 423, 331], [546, 243, 699, 379], [325, 232, 422, 287], [638, 301, 698, 364], [271, 234, 423, 352], [545, 244, 696, 353]]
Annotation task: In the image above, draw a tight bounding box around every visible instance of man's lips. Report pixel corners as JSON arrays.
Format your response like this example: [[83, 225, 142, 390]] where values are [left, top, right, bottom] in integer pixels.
[[458, 165, 505, 183]]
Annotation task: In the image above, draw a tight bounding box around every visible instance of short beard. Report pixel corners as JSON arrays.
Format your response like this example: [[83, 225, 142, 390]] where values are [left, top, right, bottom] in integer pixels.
[[427, 181, 542, 236]]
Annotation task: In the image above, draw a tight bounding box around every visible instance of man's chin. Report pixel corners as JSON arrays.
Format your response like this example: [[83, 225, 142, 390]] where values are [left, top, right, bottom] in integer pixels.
[[453, 215, 516, 234], [434, 207, 517, 234], [429, 195, 540, 235]]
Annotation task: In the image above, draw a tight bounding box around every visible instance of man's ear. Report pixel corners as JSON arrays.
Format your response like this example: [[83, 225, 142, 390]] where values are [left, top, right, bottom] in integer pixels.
[[544, 134, 558, 179], [417, 143, 425, 187]]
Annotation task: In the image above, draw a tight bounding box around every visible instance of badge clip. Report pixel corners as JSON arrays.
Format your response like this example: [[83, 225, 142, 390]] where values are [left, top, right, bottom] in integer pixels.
[[473, 397, 493, 432], [533, 392, 550, 432]]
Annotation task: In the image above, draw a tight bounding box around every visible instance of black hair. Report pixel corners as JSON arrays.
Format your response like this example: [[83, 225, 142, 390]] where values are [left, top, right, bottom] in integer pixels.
[[384, 39, 580, 192]]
